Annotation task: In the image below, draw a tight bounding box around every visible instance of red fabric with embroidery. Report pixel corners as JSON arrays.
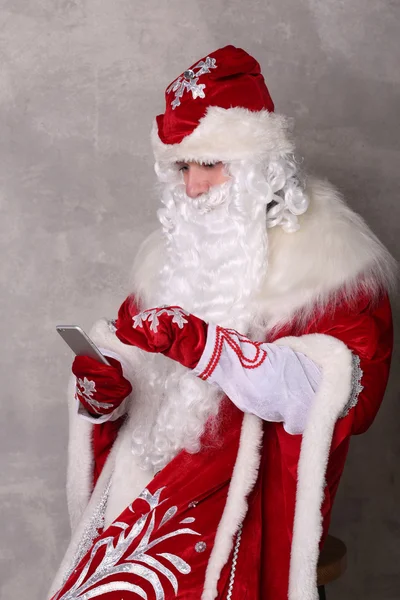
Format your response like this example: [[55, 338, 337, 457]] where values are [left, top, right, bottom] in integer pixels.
[[115, 299, 208, 369], [72, 355, 132, 417], [156, 45, 274, 146], [52, 401, 243, 600], [61, 291, 392, 599]]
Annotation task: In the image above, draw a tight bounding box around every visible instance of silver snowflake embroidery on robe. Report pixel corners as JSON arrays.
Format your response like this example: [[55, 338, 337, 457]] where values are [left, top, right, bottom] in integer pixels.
[[167, 56, 217, 109], [53, 486, 201, 600], [132, 307, 189, 333]]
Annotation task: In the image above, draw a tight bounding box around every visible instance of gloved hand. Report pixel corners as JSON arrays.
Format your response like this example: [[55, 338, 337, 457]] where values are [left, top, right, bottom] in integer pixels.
[[115, 297, 208, 369], [72, 355, 132, 416]]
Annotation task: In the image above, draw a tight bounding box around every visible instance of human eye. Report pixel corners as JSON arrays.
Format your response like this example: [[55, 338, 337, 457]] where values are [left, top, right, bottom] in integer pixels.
[[177, 162, 189, 172], [203, 162, 217, 169]]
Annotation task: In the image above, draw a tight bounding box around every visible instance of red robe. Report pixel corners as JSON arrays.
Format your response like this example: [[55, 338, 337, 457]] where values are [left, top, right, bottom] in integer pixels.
[[50, 291, 393, 600]]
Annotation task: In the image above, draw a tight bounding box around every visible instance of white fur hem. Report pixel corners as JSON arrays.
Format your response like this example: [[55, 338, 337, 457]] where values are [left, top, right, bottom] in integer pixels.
[[151, 106, 294, 164], [274, 334, 354, 600], [66, 375, 93, 531], [201, 413, 264, 600]]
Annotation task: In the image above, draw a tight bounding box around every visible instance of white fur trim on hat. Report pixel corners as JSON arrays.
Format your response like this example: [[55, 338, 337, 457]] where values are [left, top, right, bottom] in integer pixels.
[[151, 106, 295, 164]]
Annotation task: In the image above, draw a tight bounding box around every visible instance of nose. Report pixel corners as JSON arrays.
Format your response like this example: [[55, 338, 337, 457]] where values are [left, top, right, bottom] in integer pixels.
[[185, 169, 210, 198]]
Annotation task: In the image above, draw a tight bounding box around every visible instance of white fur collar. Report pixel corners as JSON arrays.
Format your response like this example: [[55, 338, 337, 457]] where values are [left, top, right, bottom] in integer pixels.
[[258, 178, 395, 328], [131, 177, 395, 330]]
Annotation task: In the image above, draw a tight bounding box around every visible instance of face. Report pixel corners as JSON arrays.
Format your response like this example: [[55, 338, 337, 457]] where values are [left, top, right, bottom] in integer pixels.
[[177, 161, 230, 198]]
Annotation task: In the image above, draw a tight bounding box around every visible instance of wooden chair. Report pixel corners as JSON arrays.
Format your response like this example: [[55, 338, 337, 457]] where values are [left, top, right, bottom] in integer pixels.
[[317, 535, 347, 599]]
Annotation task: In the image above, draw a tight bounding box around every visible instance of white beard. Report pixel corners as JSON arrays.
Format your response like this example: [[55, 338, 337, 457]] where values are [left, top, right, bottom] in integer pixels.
[[130, 175, 269, 471]]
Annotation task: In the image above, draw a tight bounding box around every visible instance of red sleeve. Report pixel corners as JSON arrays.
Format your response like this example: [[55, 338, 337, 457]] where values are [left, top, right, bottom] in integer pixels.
[[271, 291, 393, 471], [260, 292, 393, 599], [278, 291, 393, 530], [91, 417, 126, 488], [320, 292, 392, 542], [318, 292, 393, 449]]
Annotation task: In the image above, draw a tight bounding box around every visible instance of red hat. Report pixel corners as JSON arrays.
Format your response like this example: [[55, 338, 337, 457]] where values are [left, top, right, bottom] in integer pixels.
[[152, 45, 294, 164]]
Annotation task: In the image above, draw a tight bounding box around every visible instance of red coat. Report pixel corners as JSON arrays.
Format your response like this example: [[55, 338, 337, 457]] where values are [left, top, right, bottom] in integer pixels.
[[51, 291, 392, 600]]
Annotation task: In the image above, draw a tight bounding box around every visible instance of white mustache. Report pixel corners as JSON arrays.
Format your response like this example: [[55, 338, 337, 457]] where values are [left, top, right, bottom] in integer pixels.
[[191, 180, 232, 213], [172, 180, 233, 216]]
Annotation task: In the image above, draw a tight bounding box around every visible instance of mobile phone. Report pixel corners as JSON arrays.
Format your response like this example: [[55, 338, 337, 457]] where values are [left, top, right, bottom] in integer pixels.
[[56, 325, 111, 366]]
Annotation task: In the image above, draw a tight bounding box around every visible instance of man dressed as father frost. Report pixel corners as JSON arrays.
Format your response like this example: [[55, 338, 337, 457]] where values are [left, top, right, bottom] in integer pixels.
[[49, 45, 394, 600]]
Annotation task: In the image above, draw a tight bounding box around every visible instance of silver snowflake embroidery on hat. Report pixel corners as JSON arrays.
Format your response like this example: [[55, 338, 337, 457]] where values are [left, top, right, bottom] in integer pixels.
[[132, 307, 189, 333], [167, 56, 217, 110]]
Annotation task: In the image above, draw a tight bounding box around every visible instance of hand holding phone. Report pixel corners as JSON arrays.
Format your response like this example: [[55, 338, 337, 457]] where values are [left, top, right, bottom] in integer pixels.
[[72, 354, 132, 416], [56, 325, 133, 416]]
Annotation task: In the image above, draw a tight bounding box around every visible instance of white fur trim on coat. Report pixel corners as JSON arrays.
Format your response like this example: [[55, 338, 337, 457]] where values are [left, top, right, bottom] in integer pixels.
[[258, 178, 396, 331], [274, 334, 354, 600], [151, 106, 295, 164], [201, 413, 264, 600], [49, 444, 117, 597], [66, 375, 93, 531]]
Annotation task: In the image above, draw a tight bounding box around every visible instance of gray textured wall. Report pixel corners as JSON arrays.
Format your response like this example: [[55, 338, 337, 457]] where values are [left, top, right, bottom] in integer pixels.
[[0, 1, 398, 598]]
